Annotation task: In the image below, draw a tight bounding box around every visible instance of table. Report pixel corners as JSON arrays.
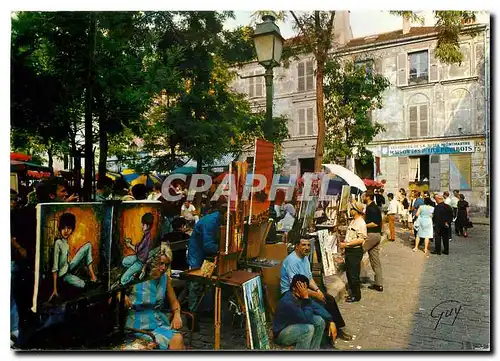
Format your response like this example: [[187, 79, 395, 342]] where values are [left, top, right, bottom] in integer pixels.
[[180, 269, 260, 350]]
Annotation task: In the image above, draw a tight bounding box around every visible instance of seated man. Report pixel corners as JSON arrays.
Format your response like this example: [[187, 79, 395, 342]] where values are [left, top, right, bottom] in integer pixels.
[[123, 245, 184, 350], [273, 274, 334, 349], [280, 238, 353, 341]]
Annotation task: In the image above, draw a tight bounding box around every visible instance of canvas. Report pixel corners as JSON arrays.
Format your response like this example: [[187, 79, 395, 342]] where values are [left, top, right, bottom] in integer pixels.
[[32, 202, 112, 312], [317, 229, 338, 276], [249, 139, 274, 223], [339, 186, 351, 212], [242, 276, 270, 350], [109, 201, 164, 290]]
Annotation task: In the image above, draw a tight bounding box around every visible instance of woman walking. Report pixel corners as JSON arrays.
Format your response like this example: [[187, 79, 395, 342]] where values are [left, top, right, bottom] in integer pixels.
[[456, 194, 470, 237], [398, 189, 409, 230], [413, 197, 435, 257]]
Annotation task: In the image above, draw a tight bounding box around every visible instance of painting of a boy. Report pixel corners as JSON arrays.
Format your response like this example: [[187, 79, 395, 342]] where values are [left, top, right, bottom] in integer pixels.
[[111, 212, 155, 289], [49, 213, 97, 302]]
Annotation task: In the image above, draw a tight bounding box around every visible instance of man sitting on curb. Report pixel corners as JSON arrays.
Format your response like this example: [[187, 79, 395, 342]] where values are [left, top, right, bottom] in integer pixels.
[[280, 238, 353, 341], [273, 274, 334, 349]]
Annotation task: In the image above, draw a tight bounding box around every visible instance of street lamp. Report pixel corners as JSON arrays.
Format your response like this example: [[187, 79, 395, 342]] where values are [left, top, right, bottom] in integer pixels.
[[252, 15, 284, 139]]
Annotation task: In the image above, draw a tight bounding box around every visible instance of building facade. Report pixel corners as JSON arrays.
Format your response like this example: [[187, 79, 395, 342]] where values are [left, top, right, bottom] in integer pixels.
[[231, 13, 490, 212]]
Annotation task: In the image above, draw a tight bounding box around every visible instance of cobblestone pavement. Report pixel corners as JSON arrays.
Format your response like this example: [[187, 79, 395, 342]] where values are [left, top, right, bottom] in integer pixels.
[[185, 223, 490, 351], [335, 223, 491, 351]]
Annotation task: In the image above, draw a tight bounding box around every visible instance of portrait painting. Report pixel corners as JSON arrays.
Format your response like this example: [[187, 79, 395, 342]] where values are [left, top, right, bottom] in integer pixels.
[[109, 201, 164, 290], [32, 202, 111, 312]]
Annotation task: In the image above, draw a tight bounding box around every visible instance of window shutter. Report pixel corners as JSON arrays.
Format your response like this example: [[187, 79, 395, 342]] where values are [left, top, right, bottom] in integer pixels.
[[306, 61, 314, 90], [397, 53, 408, 86], [298, 62, 305, 91], [429, 48, 439, 82], [255, 73, 263, 97], [307, 108, 314, 135], [475, 42, 484, 76], [409, 106, 418, 138], [248, 73, 255, 98], [429, 155, 440, 191], [398, 157, 409, 190], [298, 109, 305, 136], [419, 104, 428, 137]]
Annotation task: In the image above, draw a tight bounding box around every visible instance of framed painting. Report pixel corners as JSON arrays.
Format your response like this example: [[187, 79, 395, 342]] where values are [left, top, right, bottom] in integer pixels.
[[242, 276, 270, 350], [109, 201, 165, 290], [32, 202, 112, 312]]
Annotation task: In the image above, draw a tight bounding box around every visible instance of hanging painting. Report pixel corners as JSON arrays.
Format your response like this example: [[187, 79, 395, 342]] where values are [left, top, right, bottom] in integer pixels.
[[242, 276, 270, 350]]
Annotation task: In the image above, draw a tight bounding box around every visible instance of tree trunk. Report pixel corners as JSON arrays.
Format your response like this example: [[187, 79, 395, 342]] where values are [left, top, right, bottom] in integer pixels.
[[63, 153, 69, 169], [84, 12, 96, 201], [98, 122, 108, 180], [314, 60, 326, 172], [48, 147, 54, 171]]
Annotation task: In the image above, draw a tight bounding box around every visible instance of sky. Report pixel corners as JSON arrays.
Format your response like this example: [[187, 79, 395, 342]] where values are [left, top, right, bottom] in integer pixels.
[[224, 10, 490, 40]]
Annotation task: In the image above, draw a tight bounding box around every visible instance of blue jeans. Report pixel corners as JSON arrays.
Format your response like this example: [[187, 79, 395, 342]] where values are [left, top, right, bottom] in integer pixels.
[[62, 242, 94, 288], [275, 315, 325, 349], [120, 255, 144, 286], [11, 262, 19, 334]]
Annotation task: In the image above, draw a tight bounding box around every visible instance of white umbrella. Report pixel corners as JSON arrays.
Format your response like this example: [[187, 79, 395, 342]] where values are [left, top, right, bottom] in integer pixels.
[[322, 164, 367, 192]]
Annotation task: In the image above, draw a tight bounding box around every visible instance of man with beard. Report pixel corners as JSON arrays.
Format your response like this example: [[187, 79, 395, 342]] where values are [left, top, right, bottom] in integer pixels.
[[280, 238, 353, 341]]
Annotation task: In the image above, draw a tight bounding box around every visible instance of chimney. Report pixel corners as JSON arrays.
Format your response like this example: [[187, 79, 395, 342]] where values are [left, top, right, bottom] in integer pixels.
[[403, 17, 411, 34]]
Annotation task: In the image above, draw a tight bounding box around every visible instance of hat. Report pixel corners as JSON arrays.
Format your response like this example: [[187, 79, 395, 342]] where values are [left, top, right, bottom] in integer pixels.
[[351, 201, 365, 215]]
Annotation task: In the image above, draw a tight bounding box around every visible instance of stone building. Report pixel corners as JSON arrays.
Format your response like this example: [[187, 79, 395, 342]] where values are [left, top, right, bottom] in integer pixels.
[[231, 12, 490, 212]]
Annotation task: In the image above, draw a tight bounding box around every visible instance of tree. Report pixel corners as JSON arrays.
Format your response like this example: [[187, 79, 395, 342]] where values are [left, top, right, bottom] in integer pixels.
[[323, 58, 390, 166]]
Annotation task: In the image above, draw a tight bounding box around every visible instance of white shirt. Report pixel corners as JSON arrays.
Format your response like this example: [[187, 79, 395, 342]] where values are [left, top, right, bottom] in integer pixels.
[[444, 197, 452, 206], [450, 196, 459, 208], [345, 217, 367, 245], [387, 199, 398, 215], [147, 192, 161, 201], [181, 204, 196, 217]]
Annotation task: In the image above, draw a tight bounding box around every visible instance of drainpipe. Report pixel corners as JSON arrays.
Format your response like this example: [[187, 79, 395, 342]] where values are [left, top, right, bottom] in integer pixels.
[[484, 25, 490, 217]]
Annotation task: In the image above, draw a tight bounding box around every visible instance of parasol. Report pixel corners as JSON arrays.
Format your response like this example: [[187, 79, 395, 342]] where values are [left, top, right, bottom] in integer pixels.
[[322, 164, 367, 192], [121, 169, 162, 188]]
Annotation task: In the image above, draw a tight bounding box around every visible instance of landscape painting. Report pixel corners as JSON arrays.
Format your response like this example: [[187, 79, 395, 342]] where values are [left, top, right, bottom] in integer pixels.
[[242, 276, 270, 350]]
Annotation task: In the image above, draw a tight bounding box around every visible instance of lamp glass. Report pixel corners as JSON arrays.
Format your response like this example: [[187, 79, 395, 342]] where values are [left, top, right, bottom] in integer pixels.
[[273, 36, 283, 64], [254, 33, 275, 65]]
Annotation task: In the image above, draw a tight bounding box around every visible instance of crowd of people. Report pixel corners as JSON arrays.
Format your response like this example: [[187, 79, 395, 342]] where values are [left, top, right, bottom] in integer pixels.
[[10, 173, 475, 350]]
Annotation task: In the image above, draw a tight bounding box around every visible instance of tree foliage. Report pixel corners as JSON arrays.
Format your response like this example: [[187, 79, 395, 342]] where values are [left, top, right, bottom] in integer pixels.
[[323, 58, 390, 165]]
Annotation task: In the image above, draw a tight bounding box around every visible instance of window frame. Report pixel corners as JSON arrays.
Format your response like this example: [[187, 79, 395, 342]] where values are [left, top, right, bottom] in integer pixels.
[[247, 70, 264, 98], [297, 107, 315, 137], [408, 103, 430, 138], [408, 50, 430, 85], [298, 59, 315, 92]]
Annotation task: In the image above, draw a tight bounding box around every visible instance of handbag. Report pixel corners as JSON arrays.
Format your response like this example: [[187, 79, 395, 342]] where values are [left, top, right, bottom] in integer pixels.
[[466, 219, 473, 228]]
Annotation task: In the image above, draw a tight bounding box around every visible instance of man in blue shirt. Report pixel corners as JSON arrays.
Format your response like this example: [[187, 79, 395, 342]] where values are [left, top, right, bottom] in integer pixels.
[[187, 202, 223, 313], [273, 274, 332, 349], [280, 238, 352, 341]]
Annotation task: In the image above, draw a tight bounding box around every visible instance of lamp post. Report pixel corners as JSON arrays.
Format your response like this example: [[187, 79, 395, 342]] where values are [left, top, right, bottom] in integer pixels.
[[252, 15, 284, 140]]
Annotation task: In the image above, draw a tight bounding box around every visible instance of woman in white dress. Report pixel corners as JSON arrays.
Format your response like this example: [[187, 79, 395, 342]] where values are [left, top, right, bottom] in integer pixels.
[[413, 197, 435, 257]]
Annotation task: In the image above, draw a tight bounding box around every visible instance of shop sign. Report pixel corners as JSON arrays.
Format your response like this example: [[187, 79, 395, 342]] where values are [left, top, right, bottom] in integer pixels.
[[381, 140, 475, 157]]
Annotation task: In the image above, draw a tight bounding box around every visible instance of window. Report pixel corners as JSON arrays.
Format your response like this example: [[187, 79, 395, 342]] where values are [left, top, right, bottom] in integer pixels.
[[247, 71, 264, 98], [409, 155, 429, 182], [355, 59, 374, 77], [408, 51, 429, 84], [409, 104, 428, 138], [298, 108, 314, 136], [298, 60, 314, 92]]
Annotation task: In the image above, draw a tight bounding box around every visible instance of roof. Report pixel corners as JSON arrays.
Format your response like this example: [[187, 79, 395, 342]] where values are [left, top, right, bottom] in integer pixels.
[[283, 23, 485, 52], [343, 26, 438, 48]]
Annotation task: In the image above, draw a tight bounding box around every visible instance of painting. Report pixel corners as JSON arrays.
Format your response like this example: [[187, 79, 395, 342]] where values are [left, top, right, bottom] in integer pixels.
[[249, 139, 274, 223], [242, 276, 270, 350], [32, 202, 112, 312], [339, 185, 351, 212], [109, 201, 164, 290], [317, 229, 337, 276]]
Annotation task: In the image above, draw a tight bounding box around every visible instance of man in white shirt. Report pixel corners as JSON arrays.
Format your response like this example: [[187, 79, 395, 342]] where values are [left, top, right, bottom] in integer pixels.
[[443, 191, 452, 206], [386, 193, 398, 242], [147, 184, 162, 201], [181, 200, 199, 223]]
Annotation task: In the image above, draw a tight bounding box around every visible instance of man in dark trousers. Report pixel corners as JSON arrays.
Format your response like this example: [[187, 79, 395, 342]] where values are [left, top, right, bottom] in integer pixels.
[[362, 191, 383, 292], [432, 195, 454, 255]]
